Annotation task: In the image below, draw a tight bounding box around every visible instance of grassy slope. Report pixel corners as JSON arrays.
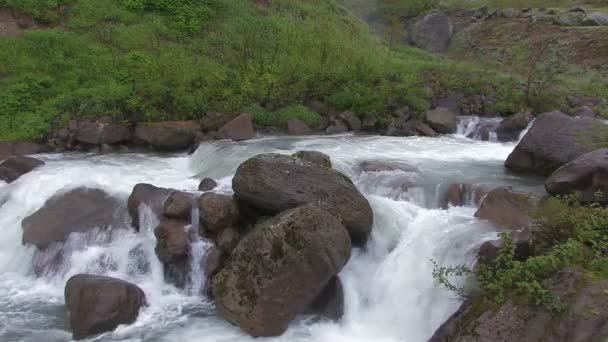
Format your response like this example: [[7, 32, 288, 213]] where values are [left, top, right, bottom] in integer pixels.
[[0, 0, 528, 141]]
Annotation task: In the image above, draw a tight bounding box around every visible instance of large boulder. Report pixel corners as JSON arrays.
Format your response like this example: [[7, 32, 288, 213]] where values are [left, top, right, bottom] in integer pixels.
[[0, 156, 44, 183], [232, 153, 373, 245], [127, 183, 173, 230], [135, 121, 200, 150], [65, 274, 146, 340], [22, 188, 126, 249], [411, 10, 454, 53], [425, 107, 458, 134], [154, 219, 191, 288], [75, 119, 133, 145], [210, 205, 351, 337], [495, 112, 533, 142], [474, 188, 538, 231], [216, 113, 255, 141], [292, 151, 332, 168], [505, 112, 603, 176], [545, 148, 608, 203], [430, 268, 608, 342]]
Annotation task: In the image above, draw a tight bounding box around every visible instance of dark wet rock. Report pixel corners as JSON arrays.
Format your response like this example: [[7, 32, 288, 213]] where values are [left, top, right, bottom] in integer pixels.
[[203, 245, 227, 281], [286, 118, 312, 135], [135, 121, 200, 150], [505, 112, 603, 176], [210, 205, 351, 337], [127, 183, 173, 230], [292, 151, 332, 168], [198, 193, 240, 235], [0, 156, 44, 183], [154, 219, 191, 288], [215, 226, 241, 253], [198, 177, 218, 192], [163, 191, 194, 220], [411, 10, 454, 53], [307, 276, 344, 321], [545, 148, 608, 203], [22, 188, 126, 249], [475, 188, 538, 231], [65, 274, 146, 340], [359, 160, 419, 173], [233, 153, 373, 245], [495, 112, 533, 142], [216, 113, 255, 141], [442, 183, 488, 207], [569, 5, 586, 14], [430, 268, 608, 342], [338, 111, 362, 132], [425, 107, 458, 134], [75, 119, 133, 145], [325, 119, 349, 134]]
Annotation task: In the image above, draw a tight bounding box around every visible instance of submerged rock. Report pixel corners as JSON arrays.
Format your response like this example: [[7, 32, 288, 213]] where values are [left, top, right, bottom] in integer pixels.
[[22, 188, 126, 249], [0, 156, 44, 183], [135, 121, 200, 150], [211, 205, 351, 337], [232, 153, 373, 245], [292, 151, 332, 168], [545, 148, 608, 203], [358, 160, 419, 173], [65, 274, 146, 340], [475, 188, 538, 231], [505, 112, 602, 176]]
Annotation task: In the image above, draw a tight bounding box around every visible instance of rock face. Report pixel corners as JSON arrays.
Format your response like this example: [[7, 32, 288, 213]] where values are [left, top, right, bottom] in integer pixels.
[[411, 10, 454, 53], [430, 268, 608, 342], [475, 188, 537, 231], [75, 119, 133, 145], [232, 153, 373, 245], [210, 205, 351, 337], [495, 112, 533, 142], [545, 148, 608, 203], [216, 113, 255, 141], [505, 112, 602, 176], [286, 118, 312, 135], [425, 107, 458, 134], [292, 151, 332, 168], [0, 156, 44, 183], [135, 121, 200, 150], [154, 219, 191, 288], [127, 183, 173, 229], [65, 274, 146, 340], [22, 188, 126, 249]]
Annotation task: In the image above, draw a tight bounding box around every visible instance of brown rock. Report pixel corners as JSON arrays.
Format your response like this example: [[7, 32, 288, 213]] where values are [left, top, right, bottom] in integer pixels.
[[75, 119, 133, 145], [495, 112, 533, 142], [127, 184, 173, 230], [475, 188, 538, 230], [154, 219, 191, 288], [307, 276, 344, 321], [163, 191, 194, 220], [286, 118, 312, 135], [292, 151, 332, 168], [339, 111, 362, 132], [198, 193, 240, 234], [425, 107, 458, 134], [135, 121, 200, 150], [215, 226, 241, 253], [216, 114, 255, 141], [200, 112, 232, 132], [443, 183, 488, 207], [0, 156, 44, 183], [198, 177, 218, 192]]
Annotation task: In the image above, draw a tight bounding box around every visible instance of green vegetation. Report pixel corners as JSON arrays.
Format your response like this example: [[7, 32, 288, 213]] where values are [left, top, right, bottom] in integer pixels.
[[433, 195, 608, 310]]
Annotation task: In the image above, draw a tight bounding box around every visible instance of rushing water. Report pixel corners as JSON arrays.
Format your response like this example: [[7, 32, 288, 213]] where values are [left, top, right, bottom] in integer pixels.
[[0, 132, 543, 342]]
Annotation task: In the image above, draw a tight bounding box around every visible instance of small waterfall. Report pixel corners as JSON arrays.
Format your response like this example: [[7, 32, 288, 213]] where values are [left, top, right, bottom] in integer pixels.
[[456, 116, 502, 141], [517, 118, 535, 142]]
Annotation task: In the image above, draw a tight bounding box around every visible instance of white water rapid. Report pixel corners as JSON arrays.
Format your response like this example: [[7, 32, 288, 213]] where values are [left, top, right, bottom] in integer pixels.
[[0, 133, 543, 342]]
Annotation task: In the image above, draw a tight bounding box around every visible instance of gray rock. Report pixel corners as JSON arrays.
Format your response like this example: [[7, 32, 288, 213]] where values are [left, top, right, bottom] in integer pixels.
[[325, 119, 349, 134], [127, 184, 173, 230], [292, 151, 332, 168], [425, 107, 458, 134], [339, 111, 362, 132], [0, 156, 44, 183], [573, 106, 596, 118], [135, 121, 200, 150], [75, 119, 133, 145], [475, 188, 538, 231], [286, 118, 312, 135], [198, 178, 218, 192], [495, 112, 533, 142], [154, 219, 191, 288], [583, 12, 608, 26], [411, 10, 454, 53], [216, 113, 255, 141]]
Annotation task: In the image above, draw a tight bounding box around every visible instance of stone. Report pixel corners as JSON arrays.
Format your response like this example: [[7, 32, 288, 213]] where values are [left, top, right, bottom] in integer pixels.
[[545, 148, 608, 203], [135, 121, 200, 150], [442, 183, 488, 207], [362, 114, 378, 131], [307, 276, 344, 321], [0, 156, 44, 183], [475, 188, 538, 231], [232, 153, 373, 245], [203, 245, 227, 281], [286, 118, 312, 135], [411, 10, 454, 53], [75, 119, 132, 145], [210, 205, 351, 337], [215, 226, 241, 253], [505, 112, 603, 176], [65, 274, 146, 340], [339, 111, 362, 132], [325, 119, 349, 134], [127, 183, 173, 230], [495, 112, 533, 142], [154, 219, 191, 288], [358, 160, 419, 173], [163, 191, 194, 220], [573, 106, 596, 118], [292, 151, 332, 168], [216, 113, 255, 141], [425, 107, 458, 134], [22, 188, 126, 249], [198, 177, 218, 192], [198, 193, 240, 235]]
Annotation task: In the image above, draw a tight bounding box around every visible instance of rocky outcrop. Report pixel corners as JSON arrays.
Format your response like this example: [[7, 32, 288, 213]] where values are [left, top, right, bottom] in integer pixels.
[[292, 151, 332, 168], [65, 274, 146, 340], [210, 205, 351, 337], [198, 177, 218, 191], [545, 148, 608, 203], [495, 112, 533, 142], [286, 118, 312, 135], [22, 188, 126, 249], [430, 268, 608, 342], [200, 112, 233, 132], [425, 107, 458, 134], [0, 156, 44, 183], [216, 113, 255, 141], [475, 188, 538, 231], [135, 121, 200, 150], [232, 153, 373, 245], [154, 219, 191, 288], [411, 10, 454, 53], [127, 183, 173, 230], [505, 112, 602, 176]]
